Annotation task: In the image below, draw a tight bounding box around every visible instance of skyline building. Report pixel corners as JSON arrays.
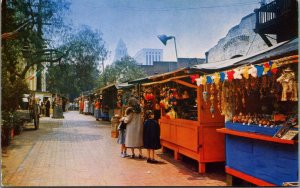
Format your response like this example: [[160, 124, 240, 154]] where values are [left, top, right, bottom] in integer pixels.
[[134, 48, 163, 65], [114, 39, 128, 62]]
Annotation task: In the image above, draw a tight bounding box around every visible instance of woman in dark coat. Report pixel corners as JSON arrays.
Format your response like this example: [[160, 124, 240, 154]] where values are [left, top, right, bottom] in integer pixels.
[[143, 110, 161, 163]]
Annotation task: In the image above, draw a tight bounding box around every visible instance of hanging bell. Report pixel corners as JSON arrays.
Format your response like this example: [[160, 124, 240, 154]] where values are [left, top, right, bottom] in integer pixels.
[[203, 91, 208, 103], [210, 105, 215, 118]]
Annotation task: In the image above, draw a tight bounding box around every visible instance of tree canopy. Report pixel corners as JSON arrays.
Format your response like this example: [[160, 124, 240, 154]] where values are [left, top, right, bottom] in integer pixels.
[[46, 26, 109, 100], [98, 56, 146, 88], [1, 0, 70, 111]]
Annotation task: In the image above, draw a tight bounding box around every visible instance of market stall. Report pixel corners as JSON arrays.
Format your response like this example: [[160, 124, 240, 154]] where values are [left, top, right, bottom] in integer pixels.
[[192, 38, 298, 186], [136, 68, 225, 173]]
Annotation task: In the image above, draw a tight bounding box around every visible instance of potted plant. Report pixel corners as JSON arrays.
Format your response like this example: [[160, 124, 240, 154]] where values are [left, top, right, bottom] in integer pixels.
[[1, 111, 14, 147]]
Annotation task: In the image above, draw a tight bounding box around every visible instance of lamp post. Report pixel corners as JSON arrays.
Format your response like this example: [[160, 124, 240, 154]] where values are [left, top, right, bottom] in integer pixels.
[[157, 34, 179, 69]]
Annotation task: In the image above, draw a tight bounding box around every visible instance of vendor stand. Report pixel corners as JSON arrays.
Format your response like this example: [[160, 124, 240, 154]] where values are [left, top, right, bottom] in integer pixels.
[[135, 68, 225, 173], [192, 38, 298, 186]]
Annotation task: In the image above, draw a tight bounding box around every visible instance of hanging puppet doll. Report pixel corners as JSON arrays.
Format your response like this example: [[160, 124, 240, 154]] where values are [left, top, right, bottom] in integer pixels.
[[276, 67, 298, 101]]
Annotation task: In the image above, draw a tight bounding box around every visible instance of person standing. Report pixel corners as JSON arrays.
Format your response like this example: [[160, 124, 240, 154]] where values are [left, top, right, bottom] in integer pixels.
[[123, 97, 144, 158], [117, 118, 128, 158], [45, 99, 51, 117], [94, 99, 101, 121], [143, 110, 161, 163]]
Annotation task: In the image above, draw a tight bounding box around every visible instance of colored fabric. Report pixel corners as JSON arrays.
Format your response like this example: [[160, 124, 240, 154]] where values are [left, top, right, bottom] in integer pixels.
[[220, 72, 226, 82], [143, 119, 161, 149], [233, 68, 243, 79], [242, 66, 249, 79], [190, 74, 199, 83], [206, 76, 213, 84], [227, 70, 235, 82], [202, 76, 207, 85], [213, 72, 221, 85], [248, 65, 257, 77], [263, 62, 271, 74], [195, 77, 203, 86], [271, 61, 278, 74], [255, 65, 264, 77]]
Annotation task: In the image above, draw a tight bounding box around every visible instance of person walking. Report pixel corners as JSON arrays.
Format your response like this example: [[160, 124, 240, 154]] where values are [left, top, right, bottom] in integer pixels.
[[123, 97, 144, 159], [45, 99, 51, 117], [143, 110, 161, 163]]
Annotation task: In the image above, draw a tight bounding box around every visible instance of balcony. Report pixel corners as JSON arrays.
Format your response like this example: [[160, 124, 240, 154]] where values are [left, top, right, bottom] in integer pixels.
[[254, 0, 298, 46]]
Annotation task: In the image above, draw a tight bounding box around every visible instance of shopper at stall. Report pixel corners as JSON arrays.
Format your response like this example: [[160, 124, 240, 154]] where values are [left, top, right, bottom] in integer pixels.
[[123, 97, 144, 159], [45, 99, 51, 117], [117, 117, 128, 158], [143, 110, 161, 163], [94, 99, 101, 121]]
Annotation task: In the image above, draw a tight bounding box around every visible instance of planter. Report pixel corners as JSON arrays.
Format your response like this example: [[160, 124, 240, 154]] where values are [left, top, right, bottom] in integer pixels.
[[1, 127, 13, 147]]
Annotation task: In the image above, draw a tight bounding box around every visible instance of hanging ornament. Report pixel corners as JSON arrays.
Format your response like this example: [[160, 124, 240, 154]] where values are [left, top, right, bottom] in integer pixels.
[[248, 65, 258, 78], [206, 76, 213, 84], [255, 65, 264, 77], [227, 70, 235, 82], [210, 84, 215, 118], [233, 68, 243, 79], [190, 74, 199, 84], [213, 72, 221, 85], [243, 66, 250, 79], [263, 62, 271, 75], [242, 90, 246, 108], [220, 72, 226, 82], [195, 77, 203, 86], [202, 76, 207, 85], [203, 85, 208, 104], [271, 61, 278, 74], [276, 67, 298, 101]]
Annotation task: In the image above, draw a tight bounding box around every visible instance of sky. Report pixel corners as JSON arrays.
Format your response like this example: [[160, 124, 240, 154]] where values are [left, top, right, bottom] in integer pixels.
[[66, 0, 261, 65]]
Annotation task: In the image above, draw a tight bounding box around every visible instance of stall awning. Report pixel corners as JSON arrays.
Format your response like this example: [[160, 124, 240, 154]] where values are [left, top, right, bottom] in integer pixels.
[[115, 82, 133, 89], [192, 38, 298, 73]]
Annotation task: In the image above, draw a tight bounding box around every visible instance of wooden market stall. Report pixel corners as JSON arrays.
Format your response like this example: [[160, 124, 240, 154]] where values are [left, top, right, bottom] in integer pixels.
[[133, 68, 225, 173], [192, 38, 298, 186]]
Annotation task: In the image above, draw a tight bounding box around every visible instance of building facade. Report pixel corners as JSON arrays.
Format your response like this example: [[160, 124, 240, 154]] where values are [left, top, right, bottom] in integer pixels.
[[114, 39, 128, 62], [205, 13, 277, 63], [134, 48, 163, 65]]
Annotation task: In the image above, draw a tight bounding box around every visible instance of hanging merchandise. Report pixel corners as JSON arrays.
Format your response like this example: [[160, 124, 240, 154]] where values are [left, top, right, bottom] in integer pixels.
[[210, 84, 215, 118], [227, 70, 235, 82], [242, 66, 250, 79], [203, 85, 208, 104], [276, 67, 298, 101]]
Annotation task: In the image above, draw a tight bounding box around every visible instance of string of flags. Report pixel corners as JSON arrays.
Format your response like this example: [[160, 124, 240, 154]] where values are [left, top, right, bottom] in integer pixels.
[[193, 55, 298, 86]]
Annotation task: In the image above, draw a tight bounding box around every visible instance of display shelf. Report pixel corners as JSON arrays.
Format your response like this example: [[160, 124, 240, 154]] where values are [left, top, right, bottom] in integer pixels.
[[217, 128, 296, 144], [226, 166, 275, 186]]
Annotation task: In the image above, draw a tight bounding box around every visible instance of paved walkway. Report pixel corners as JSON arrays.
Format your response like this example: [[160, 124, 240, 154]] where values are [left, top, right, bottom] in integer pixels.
[[1, 111, 226, 186]]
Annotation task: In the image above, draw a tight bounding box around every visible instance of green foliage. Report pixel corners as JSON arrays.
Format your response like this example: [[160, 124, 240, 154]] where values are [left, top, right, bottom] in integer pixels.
[[1, 0, 70, 113], [98, 56, 147, 88], [46, 26, 108, 100]]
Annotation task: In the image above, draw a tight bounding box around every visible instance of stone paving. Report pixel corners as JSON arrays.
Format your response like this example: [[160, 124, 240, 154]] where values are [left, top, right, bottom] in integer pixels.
[[1, 111, 226, 186]]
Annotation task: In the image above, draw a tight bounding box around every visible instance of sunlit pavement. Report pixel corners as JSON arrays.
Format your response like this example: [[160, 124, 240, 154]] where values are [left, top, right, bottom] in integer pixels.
[[1, 111, 226, 186]]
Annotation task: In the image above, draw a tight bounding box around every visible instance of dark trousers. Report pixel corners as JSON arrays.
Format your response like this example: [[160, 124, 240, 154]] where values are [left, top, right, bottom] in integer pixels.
[[46, 108, 50, 117]]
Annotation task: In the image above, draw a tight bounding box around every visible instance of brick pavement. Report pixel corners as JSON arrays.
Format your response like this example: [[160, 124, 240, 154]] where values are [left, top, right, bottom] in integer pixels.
[[1, 111, 226, 186]]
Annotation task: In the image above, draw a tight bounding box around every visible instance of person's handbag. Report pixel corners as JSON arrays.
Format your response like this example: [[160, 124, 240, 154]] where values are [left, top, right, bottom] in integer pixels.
[[117, 121, 127, 130]]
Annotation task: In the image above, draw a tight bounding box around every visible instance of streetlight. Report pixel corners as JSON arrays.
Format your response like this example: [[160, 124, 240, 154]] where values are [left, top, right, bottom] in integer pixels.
[[157, 34, 179, 68]]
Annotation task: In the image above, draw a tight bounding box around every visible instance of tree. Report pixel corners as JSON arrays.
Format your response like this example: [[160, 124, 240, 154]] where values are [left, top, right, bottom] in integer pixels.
[[98, 56, 146, 87], [46, 26, 109, 100], [1, 0, 70, 112]]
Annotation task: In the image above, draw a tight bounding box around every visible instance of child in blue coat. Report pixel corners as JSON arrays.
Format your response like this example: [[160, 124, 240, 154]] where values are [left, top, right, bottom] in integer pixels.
[[143, 110, 161, 163]]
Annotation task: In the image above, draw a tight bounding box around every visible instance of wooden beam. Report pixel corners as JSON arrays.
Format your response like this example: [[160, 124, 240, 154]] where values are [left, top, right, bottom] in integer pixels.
[[173, 79, 198, 89]]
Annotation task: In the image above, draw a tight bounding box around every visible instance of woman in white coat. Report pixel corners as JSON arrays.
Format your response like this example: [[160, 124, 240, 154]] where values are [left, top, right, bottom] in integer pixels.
[[123, 97, 144, 158]]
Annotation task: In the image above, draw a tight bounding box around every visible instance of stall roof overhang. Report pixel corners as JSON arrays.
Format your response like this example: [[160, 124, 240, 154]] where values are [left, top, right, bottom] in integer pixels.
[[128, 67, 190, 85], [98, 82, 133, 93], [192, 38, 298, 73]]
